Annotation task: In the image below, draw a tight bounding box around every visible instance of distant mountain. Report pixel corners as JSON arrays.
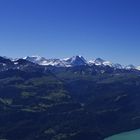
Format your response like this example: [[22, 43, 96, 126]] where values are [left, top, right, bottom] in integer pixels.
[[89, 58, 113, 67], [125, 64, 136, 70], [24, 56, 48, 65], [136, 66, 140, 70], [23, 55, 87, 67], [22, 55, 139, 70], [0, 55, 139, 72], [62, 55, 87, 67]]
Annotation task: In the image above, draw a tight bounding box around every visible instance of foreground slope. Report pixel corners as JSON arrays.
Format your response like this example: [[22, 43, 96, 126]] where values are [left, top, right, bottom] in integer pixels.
[[0, 61, 140, 139]]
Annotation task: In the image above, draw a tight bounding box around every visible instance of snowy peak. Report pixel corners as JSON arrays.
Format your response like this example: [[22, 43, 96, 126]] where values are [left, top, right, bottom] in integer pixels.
[[136, 66, 140, 71], [112, 63, 123, 69], [24, 56, 65, 67], [89, 58, 105, 65], [24, 56, 47, 64], [94, 58, 105, 65], [89, 58, 112, 67], [89, 58, 124, 69], [43, 59, 65, 67], [63, 55, 87, 67], [125, 65, 136, 70]]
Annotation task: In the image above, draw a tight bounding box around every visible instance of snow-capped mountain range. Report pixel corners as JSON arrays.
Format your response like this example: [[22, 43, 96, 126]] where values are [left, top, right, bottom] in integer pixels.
[[22, 55, 140, 70], [0, 55, 139, 71], [24, 55, 87, 67]]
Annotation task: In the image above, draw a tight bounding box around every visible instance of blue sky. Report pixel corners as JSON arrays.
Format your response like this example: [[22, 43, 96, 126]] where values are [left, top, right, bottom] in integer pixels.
[[0, 0, 140, 65]]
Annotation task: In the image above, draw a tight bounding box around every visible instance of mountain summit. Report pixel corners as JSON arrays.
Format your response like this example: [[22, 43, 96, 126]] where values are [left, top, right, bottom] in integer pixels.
[[62, 55, 87, 67]]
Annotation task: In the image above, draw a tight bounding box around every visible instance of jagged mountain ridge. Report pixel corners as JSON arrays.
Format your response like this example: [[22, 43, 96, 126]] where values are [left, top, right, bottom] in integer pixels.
[[23, 55, 140, 69], [0, 55, 140, 71], [22, 55, 140, 70]]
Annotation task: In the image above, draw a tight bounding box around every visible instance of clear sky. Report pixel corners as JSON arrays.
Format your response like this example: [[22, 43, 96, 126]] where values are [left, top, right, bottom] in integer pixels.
[[0, 0, 140, 65]]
